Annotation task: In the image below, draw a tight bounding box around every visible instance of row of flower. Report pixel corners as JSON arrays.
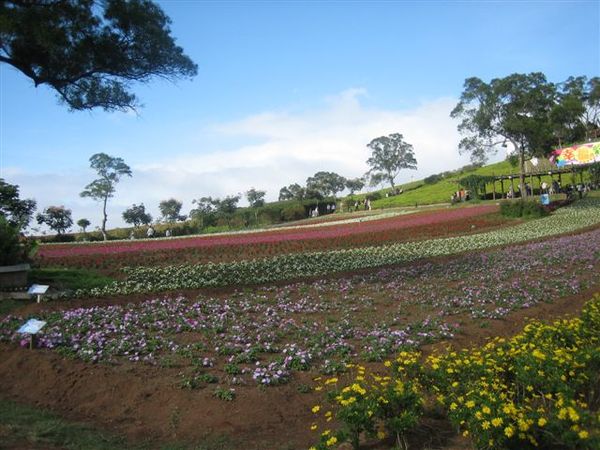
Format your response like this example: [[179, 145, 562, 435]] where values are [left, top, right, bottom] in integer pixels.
[[1, 225, 598, 390], [37, 212, 509, 274], [75, 198, 600, 296], [38, 204, 497, 258], [310, 294, 600, 449]]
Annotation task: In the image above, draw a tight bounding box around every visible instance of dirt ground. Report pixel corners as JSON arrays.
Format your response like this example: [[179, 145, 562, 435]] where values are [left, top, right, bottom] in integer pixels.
[[1, 277, 597, 450]]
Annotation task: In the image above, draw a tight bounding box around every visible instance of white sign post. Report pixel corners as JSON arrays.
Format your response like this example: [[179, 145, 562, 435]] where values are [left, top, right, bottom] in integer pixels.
[[17, 319, 47, 349], [27, 284, 50, 303]]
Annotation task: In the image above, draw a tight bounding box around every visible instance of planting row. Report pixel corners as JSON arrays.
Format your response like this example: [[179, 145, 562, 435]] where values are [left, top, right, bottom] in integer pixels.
[[310, 294, 600, 449], [1, 225, 598, 391], [37, 204, 498, 258], [36, 211, 511, 274], [77, 198, 600, 296]]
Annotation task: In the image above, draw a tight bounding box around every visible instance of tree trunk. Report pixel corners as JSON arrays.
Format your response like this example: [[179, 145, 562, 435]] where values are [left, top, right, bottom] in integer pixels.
[[101, 195, 108, 241], [519, 146, 526, 198]]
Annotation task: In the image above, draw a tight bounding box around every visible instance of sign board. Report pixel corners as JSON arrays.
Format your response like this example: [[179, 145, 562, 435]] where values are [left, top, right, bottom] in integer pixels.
[[551, 141, 600, 167], [28, 284, 49, 295], [17, 319, 47, 335], [540, 194, 550, 206]]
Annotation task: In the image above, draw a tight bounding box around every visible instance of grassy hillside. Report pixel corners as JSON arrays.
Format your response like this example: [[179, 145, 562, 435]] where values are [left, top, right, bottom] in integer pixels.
[[365, 159, 576, 209]]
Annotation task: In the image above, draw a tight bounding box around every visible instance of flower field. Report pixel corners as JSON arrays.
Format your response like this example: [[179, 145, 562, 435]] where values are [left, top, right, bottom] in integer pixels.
[[1, 197, 599, 449], [35, 205, 503, 273], [68, 197, 600, 296], [311, 294, 600, 449]]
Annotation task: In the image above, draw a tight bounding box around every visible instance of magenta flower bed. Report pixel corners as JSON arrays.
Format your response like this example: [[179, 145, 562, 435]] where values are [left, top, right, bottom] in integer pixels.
[[39, 205, 497, 258]]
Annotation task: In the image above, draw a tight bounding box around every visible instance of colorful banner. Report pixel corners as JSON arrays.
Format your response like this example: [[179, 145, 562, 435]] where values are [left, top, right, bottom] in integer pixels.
[[551, 141, 600, 167]]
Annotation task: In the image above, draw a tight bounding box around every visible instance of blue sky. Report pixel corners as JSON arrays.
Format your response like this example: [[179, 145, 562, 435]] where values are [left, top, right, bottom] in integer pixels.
[[1, 0, 599, 231]]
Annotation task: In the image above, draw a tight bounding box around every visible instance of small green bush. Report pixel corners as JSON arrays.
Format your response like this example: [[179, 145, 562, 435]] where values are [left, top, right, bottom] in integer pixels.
[[281, 204, 306, 221], [500, 200, 549, 218]]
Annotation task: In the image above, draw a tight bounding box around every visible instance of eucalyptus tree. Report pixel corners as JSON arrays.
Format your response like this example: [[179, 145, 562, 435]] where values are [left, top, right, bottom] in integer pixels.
[[366, 133, 417, 190], [80, 153, 132, 240]]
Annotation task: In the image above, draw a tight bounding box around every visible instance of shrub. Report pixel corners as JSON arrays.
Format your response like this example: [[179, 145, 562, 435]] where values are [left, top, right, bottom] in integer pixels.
[[281, 204, 306, 221], [0, 216, 22, 265], [500, 200, 549, 218]]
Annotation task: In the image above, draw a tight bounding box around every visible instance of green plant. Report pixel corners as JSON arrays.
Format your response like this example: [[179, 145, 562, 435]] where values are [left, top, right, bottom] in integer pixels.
[[500, 200, 549, 218], [213, 387, 235, 401]]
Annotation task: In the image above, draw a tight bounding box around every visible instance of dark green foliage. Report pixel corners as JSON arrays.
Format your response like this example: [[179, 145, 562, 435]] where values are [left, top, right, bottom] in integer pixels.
[[281, 204, 305, 221], [306, 171, 347, 198], [458, 175, 495, 199], [0, 215, 23, 265], [159, 198, 185, 223], [36, 205, 73, 235], [76, 218, 91, 233], [246, 188, 266, 208], [29, 268, 113, 291], [122, 204, 152, 228], [0, 178, 36, 229], [366, 133, 417, 189], [0, 0, 197, 111], [423, 174, 443, 185], [500, 200, 549, 218]]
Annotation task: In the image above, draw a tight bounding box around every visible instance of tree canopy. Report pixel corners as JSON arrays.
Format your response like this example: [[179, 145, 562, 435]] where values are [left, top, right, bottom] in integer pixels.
[[122, 203, 152, 227], [0, 178, 36, 230], [80, 153, 131, 240], [0, 0, 197, 111], [36, 205, 73, 235], [451, 73, 558, 168], [366, 133, 417, 189], [306, 171, 347, 199], [246, 188, 266, 208], [159, 198, 186, 222]]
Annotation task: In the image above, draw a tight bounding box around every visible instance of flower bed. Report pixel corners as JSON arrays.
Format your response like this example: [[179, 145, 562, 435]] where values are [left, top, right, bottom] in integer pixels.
[[1, 225, 599, 391], [310, 294, 600, 450], [78, 198, 600, 296], [37, 205, 498, 259]]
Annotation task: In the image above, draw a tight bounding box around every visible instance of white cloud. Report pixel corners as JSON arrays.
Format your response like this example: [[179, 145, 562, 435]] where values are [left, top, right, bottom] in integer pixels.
[[5, 88, 502, 232]]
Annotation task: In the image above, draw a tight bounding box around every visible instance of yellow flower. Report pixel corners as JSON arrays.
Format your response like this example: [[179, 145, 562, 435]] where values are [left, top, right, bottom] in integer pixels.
[[504, 426, 514, 438], [326, 436, 338, 447], [310, 424, 317, 431], [325, 377, 338, 385], [312, 405, 320, 414], [491, 417, 503, 427], [450, 402, 458, 411], [466, 400, 475, 409], [482, 421, 490, 430], [578, 430, 589, 439], [538, 418, 547, 427], [482, 406, 491, 415], [462, 430, 469, 437], [384, 360, 391, 367]]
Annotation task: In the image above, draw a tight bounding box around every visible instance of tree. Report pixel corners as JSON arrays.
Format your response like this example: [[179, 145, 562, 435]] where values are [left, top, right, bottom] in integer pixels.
[[278, 183, 305, 201], [214, 195, 240, 215], [345, 177, 365, 195], [366, 133, 417, 190], [122, 204, 152, 228], [306, 171, 347, 198], [451, 73, 556, 197], [0, 0, 197, 111], [36, 206, 73, 235], [80, 153, 132, 240], [189, 196, 217, 228], [0, 178, 36, 229], [159, 198, 186, 223], [77, 218, 91, 233], [246, 188, 266, 208]]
